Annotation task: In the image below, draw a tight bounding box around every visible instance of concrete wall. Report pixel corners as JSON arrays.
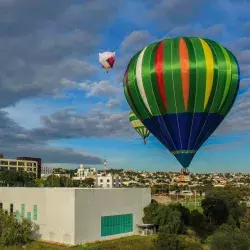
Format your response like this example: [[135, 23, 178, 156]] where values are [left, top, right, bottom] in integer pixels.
[[0, 188, 76, 245], [0, 187, 151, 245], [74, 188, 151, 244]]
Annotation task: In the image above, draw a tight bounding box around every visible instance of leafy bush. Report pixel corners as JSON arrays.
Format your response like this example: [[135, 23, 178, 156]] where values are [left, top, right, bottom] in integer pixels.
[[0, 210, 37, 246], [154, 233, 203, 250], [208, 225, 250, 250]]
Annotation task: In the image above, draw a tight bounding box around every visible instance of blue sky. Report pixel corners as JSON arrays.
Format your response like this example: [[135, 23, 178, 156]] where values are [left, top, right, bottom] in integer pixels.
[[0, 0, 250, 173]]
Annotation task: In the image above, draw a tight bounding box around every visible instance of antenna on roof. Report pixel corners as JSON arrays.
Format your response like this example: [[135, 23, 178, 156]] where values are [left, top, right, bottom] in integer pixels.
[[104, 156, 108, 174]]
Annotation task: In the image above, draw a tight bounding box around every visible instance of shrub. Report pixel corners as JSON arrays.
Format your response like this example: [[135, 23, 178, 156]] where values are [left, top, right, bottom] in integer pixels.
[[208, 226, 250, 250], [0, 210, 37, 246]]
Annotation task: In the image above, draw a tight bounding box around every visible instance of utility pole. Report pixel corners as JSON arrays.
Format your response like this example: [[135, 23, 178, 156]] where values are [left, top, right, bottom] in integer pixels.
[[195, 190, 197, 209]]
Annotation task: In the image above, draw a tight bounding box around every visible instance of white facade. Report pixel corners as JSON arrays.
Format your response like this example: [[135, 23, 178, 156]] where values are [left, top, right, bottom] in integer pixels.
[[72, 164, 96, 181], [0, 187, 150, 245], [96, 174, 123, 188]]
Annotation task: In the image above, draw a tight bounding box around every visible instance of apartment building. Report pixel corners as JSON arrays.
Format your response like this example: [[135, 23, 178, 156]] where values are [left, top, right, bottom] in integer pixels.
[[0, 158, 38, 177]]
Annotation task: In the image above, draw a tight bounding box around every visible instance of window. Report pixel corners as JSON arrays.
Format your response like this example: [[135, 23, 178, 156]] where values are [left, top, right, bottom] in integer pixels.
[[33, 205, 38, 221], [107, 179, 110, 183], [21, 204, 25, 218], [100, 179, 103, 183], [107, 184, 110, 187], [27, 212, 31, 221], [101, 214, 133, 237], [0, 161, 8, 165], [15, 211, 20, 220], [26, 162, 32, 167], [33, 163, 37, 166], [10, 204, 13, 215], [18, 162, 25, 166], [0, 203, 2, 209], [9, 161, 17, 166]]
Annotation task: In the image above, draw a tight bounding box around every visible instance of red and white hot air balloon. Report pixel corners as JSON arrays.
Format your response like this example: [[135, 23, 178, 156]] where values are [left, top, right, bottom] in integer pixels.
[[99, 51, 116, 73]]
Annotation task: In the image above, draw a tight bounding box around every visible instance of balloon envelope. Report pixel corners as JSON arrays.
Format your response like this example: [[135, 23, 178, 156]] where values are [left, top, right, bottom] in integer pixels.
[[99, 52, 116, 71], [129, 111, 150, 144], [123, 37, 240, 169]]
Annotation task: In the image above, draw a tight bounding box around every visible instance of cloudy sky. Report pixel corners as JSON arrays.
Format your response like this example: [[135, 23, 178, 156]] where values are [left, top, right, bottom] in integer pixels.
[[0, 0, 249, 173]]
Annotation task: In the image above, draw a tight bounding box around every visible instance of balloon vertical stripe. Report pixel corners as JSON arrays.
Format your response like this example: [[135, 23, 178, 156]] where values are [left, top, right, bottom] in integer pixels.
[[219, 46, 232, 110], [136, 47, 152, 114], [200, 39, 214, 110], [155, 41, 168, 111], [179, 38, 190, 111]]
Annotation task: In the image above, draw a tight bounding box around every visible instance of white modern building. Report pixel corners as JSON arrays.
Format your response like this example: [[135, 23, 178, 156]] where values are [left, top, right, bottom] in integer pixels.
[[96, 174, 123, 188], [72, 164, 96, 181], [0, 187, 150, 245]]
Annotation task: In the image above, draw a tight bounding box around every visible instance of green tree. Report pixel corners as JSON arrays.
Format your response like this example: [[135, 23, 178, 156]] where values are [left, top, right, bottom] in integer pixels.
[[0, 210, 37, 246], [209, 226, 250, 250], [190, 209, 206, 230], [81, 178, 95, 187], [143, 203, 182, 234], [202, 190, 246, 226], [59, 176, 73, 187], [45, 175, 60, 187], [35, 178, 46, 187]]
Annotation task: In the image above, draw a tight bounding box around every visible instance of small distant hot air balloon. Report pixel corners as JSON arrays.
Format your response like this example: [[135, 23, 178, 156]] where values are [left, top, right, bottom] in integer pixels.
[[99, 51, 116, 73], [129, 111, 150, 145], [124, 37, 240, 173]]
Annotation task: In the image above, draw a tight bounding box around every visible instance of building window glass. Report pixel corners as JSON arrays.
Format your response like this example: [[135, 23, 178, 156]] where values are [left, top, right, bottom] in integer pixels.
[[26, 162, 32, 167], [18, 162, 25, 166], [107, 184, 110, 188], [0, 161, 8, 165], [27, 212, 31, 221], [15, 210, 20, 220], [33, 205, 38, 221], [100, 179, 103, 183], [9, 161, 17, 166], [10, 204, 13, 215], [101, 214, 133, 237], [21, 204, 25, 218], [107, 179, 110, 183]]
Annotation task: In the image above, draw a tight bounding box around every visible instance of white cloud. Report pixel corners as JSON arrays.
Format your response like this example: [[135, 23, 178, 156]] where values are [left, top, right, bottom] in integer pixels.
[[106, 99, 121, 108], [85, 80, 121, 97]]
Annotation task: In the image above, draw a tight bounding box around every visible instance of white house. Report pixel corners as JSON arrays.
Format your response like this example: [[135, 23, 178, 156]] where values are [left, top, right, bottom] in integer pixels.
[[72, 164, 96, 181], [95, 174, 123, 188]]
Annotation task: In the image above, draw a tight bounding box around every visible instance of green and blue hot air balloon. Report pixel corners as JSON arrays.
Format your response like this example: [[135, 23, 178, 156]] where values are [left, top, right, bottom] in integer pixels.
[[129, 111, 150, 145], [123, 37, 240, 173]]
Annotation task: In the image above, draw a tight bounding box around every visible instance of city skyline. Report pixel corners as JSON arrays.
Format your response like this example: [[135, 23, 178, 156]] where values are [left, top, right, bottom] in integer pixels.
[[0, 1, 250, 172]]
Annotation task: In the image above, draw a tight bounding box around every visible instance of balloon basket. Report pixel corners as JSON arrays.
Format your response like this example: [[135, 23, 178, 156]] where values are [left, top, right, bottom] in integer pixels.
[[181, 168, 189, 175]]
